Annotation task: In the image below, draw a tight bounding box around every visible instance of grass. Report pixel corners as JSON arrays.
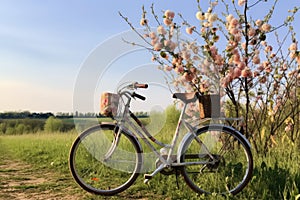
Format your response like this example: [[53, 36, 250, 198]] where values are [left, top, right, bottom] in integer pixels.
[[0, 127, 299, 199]]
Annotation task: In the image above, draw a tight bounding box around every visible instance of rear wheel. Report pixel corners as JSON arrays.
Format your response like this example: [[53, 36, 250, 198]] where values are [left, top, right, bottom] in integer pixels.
[[181, 125, 253, 195], [69, 124, 142, 195]]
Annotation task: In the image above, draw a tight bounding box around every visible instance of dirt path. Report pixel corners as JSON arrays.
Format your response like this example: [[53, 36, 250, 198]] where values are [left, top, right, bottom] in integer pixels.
[[0, 155, 86, 200]]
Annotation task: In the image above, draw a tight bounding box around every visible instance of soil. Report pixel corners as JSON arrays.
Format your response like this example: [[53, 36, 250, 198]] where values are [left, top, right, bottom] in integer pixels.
[[0, 155, 86, 200]]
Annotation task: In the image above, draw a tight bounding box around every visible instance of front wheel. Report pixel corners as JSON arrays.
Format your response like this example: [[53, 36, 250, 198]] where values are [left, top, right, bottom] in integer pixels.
[[180, 125, 253, 195], [69, 124, 143, 196]]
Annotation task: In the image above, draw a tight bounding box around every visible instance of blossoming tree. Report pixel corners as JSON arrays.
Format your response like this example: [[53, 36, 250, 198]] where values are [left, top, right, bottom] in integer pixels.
[[120, 0, 299, 153]]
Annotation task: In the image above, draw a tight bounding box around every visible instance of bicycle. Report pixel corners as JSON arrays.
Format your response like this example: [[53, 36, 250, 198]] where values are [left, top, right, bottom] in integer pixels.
[[69, 82, 253, 196]]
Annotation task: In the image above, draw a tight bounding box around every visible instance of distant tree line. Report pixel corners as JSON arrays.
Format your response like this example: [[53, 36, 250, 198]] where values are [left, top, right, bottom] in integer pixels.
[[0, 111, 149, 119], [0, 111, 149, 135]]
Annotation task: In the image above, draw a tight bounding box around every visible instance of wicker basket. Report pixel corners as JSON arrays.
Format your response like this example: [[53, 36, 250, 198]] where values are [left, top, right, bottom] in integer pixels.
[[100, 92, 120, 117], [198, 94, 221, 119]]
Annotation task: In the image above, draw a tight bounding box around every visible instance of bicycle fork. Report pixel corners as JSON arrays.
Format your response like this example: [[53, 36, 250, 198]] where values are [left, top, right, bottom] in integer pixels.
[[103, 126, 121, 161]]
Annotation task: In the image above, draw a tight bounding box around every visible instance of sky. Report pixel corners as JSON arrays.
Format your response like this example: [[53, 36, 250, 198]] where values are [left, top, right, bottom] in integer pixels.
[[0, 0, 299, 113]]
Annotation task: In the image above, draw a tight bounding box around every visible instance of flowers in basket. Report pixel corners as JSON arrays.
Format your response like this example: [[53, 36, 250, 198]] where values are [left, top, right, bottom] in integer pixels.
[[100, 92, 120, 118]]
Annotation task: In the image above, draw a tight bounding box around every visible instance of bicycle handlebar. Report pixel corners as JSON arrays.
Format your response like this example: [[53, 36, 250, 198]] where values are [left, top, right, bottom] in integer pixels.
[[135, 83, 148, 89], [132, 92, 146, 101]]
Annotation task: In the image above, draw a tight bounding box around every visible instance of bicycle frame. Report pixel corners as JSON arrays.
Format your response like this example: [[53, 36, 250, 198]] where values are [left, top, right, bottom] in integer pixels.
[[109, 87, 218, 175]]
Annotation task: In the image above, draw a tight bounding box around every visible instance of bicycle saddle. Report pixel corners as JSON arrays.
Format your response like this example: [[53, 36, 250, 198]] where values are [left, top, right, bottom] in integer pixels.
[[172, 92, 198, 103]]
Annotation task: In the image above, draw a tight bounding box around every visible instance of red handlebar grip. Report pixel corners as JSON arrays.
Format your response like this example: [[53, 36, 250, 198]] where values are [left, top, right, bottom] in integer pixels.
[[135, 83, 148, 89]]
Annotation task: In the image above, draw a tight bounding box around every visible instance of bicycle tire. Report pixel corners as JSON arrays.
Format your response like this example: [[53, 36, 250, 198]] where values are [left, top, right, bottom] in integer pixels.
[[180, 124, 253, 195], [69, 124, 143, 196]]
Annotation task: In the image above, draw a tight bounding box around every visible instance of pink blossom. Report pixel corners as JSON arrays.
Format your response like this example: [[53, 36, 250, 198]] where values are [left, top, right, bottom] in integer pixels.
[[265, 66, 272, 73], [183, 72, 194, 82], [196, 11, 205, 20], [230, 18, 239, 28], [215, 54, 224, 66], [208, 13, 218, 23], [265, 45, 273, 53], [253, 71, 260, 77], [238, 0, 246, 6], [238, 62, 246, 70], [164, 40, 171, 47], [140, 18, 147, 26], [248, 28, 256, 37], [182, 51, 191, 60], [149, 32, 157, 39], [241, 67, 252, 78], [257, 65, 264, 71], [261, 23, 271, 32], [210, 46, 218, 57], [241, 42, 246, 49], [253, 55, 260, 64], [186, 26, 195, 35], [233, 67, 241, 79], [260, 76, 267, 83], [157, 26, 167, 35], [230, 28, 239, 35], [226, 14, 234, 22], [261, 41, 267, 46], [151, 38, 158, 46], [289, 51, 296, 59], [289, 43, 297, 51], [169, 41, 177, 51], [153, 43, 163, 51], [163, 18, 172, 26], [164, 65, 173, 71], [175, 65, 184, 74], [255, 19, 263, 27], [165, 10, 175, 19], [233, 53, 241, 64], [296, 55, 300, 65]]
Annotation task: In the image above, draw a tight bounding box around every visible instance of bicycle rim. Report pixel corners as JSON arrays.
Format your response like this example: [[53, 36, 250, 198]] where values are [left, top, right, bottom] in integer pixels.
[[181, 125, 253, 195], [69, 124, 142, 195]]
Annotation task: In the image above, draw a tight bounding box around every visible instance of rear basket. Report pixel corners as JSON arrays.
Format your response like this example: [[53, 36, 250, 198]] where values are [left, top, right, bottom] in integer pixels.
[[198, 94, 221, 119], [100, 92, 120, 117]]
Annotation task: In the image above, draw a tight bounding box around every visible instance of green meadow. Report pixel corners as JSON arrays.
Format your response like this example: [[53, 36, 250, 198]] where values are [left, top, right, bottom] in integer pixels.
[[0, 123, 299, 199]]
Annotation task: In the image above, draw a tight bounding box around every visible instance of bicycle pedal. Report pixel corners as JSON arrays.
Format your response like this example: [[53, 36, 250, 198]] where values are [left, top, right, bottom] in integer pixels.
[[144, 174, 152, 180]]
